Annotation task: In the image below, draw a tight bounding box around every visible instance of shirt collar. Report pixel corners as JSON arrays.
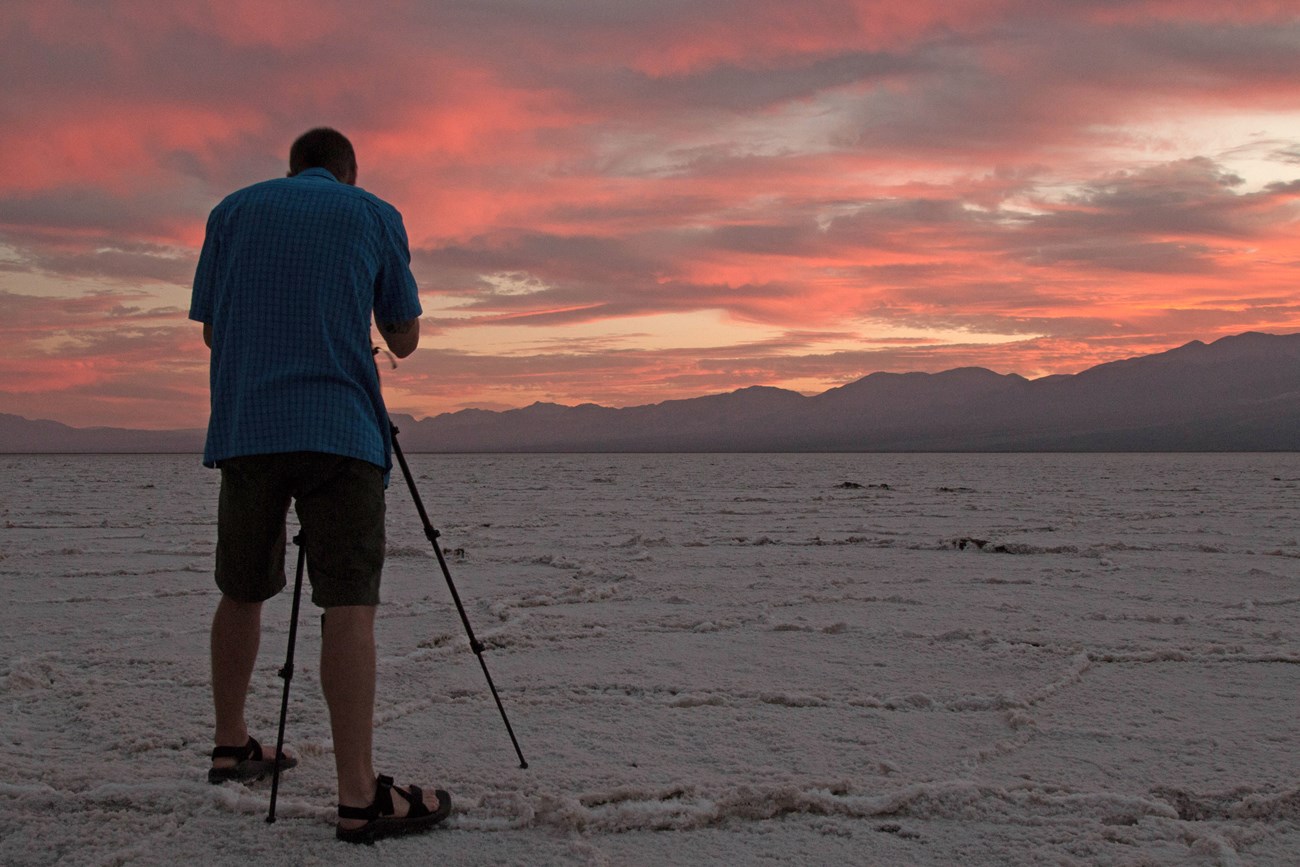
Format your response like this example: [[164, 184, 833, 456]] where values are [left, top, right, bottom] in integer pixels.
[[294, 167, 341, 182]]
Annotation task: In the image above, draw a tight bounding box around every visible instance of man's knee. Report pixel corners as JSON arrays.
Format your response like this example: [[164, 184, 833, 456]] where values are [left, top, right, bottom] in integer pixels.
[[321, 604, 377, 632], [216, 594, 264, 615]]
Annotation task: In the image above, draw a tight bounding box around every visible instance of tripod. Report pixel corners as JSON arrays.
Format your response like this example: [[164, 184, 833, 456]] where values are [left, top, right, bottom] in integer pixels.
[[264, 428, 528, 822], [374, 351, 524, 767], [389, 422, 528, 770]]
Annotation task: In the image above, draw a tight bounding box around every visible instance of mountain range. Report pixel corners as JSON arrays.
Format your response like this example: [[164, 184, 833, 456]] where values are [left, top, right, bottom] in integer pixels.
[[2, 331, 1297, 453]]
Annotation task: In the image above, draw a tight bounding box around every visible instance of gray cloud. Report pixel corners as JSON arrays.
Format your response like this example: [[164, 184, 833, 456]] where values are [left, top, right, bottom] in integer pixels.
[[1020, 240, 1224, 274], [0, 230, 198, 285]]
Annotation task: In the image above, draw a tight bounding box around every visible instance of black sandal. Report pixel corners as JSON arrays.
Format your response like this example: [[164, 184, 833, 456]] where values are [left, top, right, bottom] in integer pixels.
[[207, 736, 297, 784], [336, 774, 451, 844]]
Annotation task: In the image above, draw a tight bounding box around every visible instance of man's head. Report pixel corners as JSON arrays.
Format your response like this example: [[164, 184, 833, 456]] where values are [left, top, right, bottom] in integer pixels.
[[288, 128, 357, 185]]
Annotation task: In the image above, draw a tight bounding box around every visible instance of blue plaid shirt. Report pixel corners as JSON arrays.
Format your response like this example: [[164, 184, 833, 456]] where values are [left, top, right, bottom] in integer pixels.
[[190, 168, 422, 474]]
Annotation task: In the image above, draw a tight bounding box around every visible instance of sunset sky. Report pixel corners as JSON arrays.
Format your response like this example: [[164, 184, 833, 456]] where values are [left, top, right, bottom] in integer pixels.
[[3, 0, 1299, 429]]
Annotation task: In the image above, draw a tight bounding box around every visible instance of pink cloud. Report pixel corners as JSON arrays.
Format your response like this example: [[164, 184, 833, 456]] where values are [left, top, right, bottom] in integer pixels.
[[0, 288, 206, 427], [1, 0, 1299, 425]]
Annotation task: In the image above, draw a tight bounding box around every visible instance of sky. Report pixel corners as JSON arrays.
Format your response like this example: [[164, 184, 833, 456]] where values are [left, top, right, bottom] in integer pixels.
[[2, 0, 1300, 429]]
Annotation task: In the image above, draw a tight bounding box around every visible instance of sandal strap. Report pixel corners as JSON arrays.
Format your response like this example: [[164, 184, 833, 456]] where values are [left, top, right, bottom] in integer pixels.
[[338, 774, 397, 821], [376, 774, 396, 815], [393, 783, 433, 819], [210, 736, 258, 761], [337, 802, 379, 821]]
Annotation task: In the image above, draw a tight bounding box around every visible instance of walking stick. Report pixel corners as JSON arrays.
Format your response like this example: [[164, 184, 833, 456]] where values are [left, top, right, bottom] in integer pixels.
[[266, 533, 307, 823], [390, 423, 529, 769]]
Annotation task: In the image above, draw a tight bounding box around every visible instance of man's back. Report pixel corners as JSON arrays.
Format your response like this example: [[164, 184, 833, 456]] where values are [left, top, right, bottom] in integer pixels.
[[190, 167, 422, 471]]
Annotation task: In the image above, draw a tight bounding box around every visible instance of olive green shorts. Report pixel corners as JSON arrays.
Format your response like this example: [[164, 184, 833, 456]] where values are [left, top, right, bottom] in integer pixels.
[[215, 452, 386, 608]]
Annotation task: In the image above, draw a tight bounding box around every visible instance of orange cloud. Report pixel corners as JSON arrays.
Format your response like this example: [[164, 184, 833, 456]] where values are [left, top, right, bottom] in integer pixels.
[[2, 0, 1299, 426]]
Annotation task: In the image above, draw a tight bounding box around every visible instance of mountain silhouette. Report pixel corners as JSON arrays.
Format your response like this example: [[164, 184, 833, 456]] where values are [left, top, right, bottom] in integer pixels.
[[2, 331, 1296, 453], [0, 414, 205, 453], [389, 331, 1299, 451]]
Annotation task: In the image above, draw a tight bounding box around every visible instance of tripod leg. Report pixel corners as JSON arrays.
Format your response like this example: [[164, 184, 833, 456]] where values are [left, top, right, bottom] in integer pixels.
[[266, 534, 307, 823], [390, 425, 528, 769]]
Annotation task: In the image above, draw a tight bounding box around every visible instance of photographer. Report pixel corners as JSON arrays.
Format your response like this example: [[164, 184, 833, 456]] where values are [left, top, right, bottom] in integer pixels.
[[190, 127, 449, 843]]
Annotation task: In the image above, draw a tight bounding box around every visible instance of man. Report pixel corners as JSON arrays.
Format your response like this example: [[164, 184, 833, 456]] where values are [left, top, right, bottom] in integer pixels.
[[190, 127, 449, 843]]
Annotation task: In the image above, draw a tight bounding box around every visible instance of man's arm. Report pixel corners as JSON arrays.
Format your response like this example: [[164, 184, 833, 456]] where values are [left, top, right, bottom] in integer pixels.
[[203, 322, 212, 348], [378, 317, 420, 358]]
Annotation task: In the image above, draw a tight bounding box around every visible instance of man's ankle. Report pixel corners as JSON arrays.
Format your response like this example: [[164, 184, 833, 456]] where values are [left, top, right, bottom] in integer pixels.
[[338, 772, 378, 807], [213, 727, 249, 748]]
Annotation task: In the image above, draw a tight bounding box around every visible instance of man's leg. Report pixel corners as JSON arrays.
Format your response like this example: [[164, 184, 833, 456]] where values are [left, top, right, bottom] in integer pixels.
[[299, 455, 431, 828], [210, 594, 262, 753], [322, 604, 419, 825], [210, 455, 292, 767]]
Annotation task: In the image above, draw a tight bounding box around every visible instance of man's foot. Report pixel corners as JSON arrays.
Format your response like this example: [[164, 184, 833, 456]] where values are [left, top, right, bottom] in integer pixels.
[[208, 736, 297, 784], [336, 774, 451, 844]]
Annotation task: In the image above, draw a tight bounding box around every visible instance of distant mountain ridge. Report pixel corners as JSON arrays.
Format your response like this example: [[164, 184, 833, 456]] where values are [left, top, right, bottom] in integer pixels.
[[0, 414, 205, 453], [2, 331, 1298, 453]]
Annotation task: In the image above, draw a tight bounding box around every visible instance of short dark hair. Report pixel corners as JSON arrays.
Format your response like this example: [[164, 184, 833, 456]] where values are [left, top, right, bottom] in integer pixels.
[[288, 128, 356, 181]]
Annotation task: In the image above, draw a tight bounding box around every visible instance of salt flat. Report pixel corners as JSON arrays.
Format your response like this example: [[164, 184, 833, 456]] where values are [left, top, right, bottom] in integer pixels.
[[0, 453, 1296, 866]]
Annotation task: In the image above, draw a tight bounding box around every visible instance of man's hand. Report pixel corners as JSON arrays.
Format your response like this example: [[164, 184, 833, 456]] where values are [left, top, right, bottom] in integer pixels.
[[378, 317, 419, 358]]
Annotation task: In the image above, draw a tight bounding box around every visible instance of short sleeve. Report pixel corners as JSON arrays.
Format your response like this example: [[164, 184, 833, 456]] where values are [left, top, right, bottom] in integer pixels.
[[372, 206, 422, 324], [190, 206, 223, 323]]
